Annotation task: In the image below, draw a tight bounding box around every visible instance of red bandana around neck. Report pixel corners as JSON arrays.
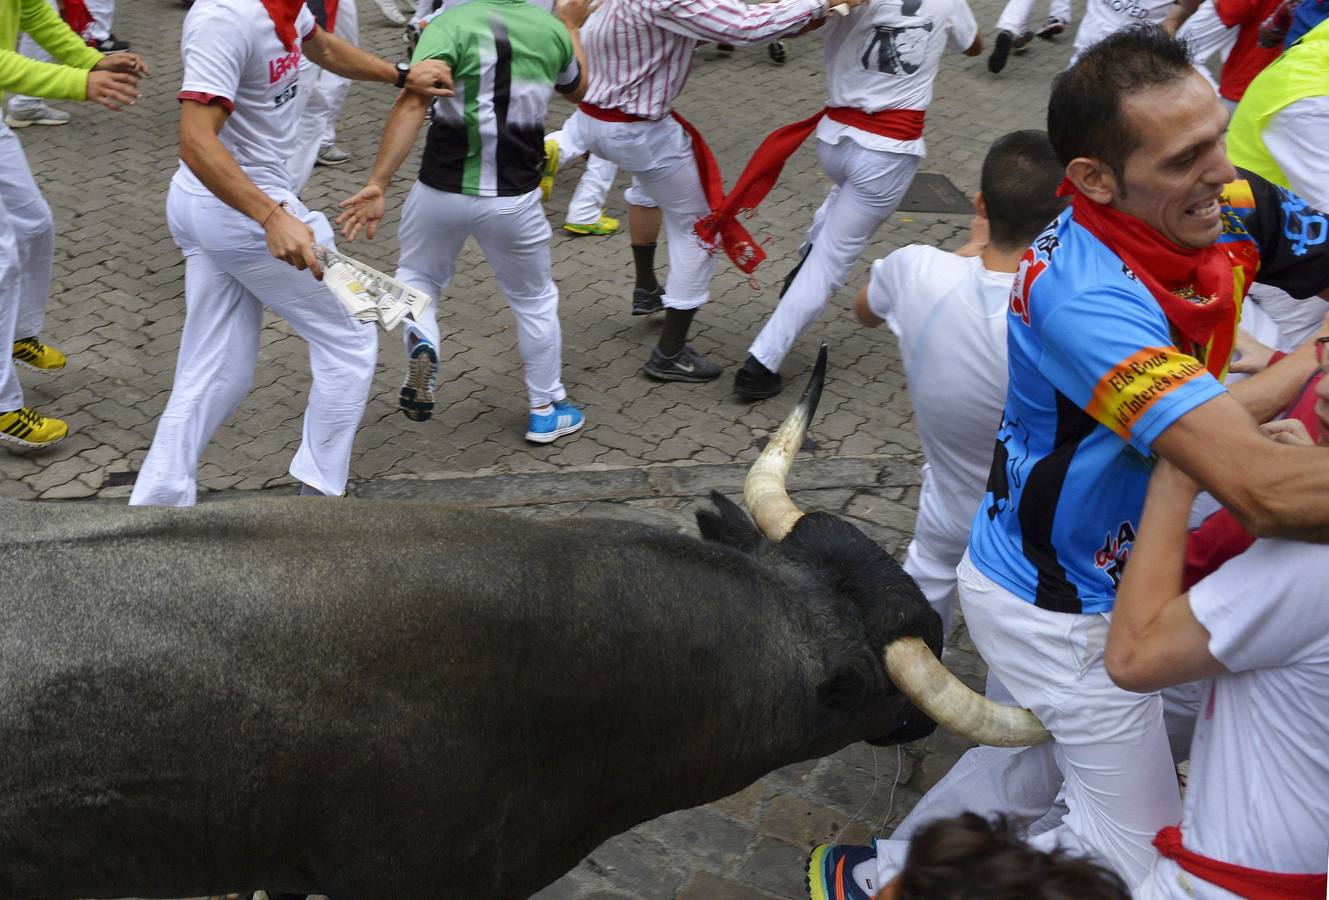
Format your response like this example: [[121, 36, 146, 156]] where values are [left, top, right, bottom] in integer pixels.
[[262, 0, 306, 51], [1058, 177, 1239, 377]]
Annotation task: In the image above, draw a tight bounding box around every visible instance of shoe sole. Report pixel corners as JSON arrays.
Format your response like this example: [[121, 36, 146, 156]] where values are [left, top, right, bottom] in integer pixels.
[[1036, 22, 1066, 38], [315, 156, 351, 167], [12, 357, 65, 375], [642, 364, 721, 383], [4, 116, 68, 128], [768, 41, 788, 64], [805, 845, 833, 900], [0, 427, 67, 451], [562, 225, 616, 236], [399, 347, 438, 421], [988, 32, 1013, 73], [734, 383, 783, 400], [525, 416, 585, 444], [631, 306, 664, 316]]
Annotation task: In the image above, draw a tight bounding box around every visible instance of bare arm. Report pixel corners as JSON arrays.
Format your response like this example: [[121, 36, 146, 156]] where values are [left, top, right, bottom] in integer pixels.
[[335, 89, 431, 241], [555, 0, 594, 103], [179, 100, 322, 275], [1105, 461, 1224, 693], [303, 26, 454, 98], [1227, 333, 1321, 421], [1161, 0, 1202, 33], [853, 286, 882, 327]]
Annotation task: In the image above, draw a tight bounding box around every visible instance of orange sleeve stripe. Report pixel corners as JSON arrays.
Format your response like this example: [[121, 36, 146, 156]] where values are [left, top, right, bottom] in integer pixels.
[[1086, 347, 1210, 441]]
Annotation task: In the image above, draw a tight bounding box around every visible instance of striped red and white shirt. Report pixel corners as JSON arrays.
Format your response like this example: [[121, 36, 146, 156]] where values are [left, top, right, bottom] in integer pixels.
[[582, 0, 827, 120]]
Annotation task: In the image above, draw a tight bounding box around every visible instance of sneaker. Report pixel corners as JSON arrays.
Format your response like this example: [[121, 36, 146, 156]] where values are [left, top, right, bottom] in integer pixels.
[[806, 844, 877, 900], [733, 354, 783, 400], [1036, 15, 1068, 38], [642, 344, 723, 383], [563, 214, 620, 236], [540, 138, 560, 201], [12, 336, 66, 374], [88, 34, 130, 53], [632, 285, 665, 316], [315, 143, 352, 167], [525, 399, 585, 444], [4, 103, 71, 128], [371, 0, 407, 25], [1012, 30, 1035, 54], [0, 406, 68, 451], [399, 340, 438, 422], [716, 43, 735, 53], [988, 29, 1014, 72], [768, 39, 788, 64]]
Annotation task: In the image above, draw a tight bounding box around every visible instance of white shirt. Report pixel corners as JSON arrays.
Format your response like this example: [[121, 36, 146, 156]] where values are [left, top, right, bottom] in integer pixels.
[[1071, 0, 1174, 57], [1140, 539, 1329, 899], [816, 0, 977, 157], [867, 247, 1012, 544], [1263, 95, 1329, 212], [581, 0, 825, 120], [172, 0, 317, 197]]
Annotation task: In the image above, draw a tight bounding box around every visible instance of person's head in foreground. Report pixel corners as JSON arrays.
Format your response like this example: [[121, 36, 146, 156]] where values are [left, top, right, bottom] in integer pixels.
[[1048, 26, 1237, 249], [978, 129, 1067, 252], [885, 813, 1131, 899]]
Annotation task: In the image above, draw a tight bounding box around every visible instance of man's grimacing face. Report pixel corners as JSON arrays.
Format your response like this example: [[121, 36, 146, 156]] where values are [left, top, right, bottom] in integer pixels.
[[1111, 72, 1238, 249]]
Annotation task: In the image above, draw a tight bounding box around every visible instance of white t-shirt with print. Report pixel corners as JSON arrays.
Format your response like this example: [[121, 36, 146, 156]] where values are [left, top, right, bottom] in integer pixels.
[[1071, 0, 1174, 60], [867, 247, 1012, 545], [1139, 538, 1329, 899], [172, 0, 318, 197], [816, 0, 978, 157]]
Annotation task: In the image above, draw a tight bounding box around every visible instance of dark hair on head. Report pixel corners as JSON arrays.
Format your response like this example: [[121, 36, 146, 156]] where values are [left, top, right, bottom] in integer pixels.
[[1047, 26, 1195, 176], [896, 813, 1131, 900], [979, 131, 1066, 249]]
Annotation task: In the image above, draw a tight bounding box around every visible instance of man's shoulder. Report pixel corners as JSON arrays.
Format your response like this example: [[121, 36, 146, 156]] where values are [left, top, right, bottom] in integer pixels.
[[184, 0, 262, 40]]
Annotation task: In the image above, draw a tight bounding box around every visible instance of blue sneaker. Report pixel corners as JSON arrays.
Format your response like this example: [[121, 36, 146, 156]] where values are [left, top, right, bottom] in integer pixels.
[[400, 340, 438, 422], [807, 843, 877, 900], [526, 399, 584, 444]]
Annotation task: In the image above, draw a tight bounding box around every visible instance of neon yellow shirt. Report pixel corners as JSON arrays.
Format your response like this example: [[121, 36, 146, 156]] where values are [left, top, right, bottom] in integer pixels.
[[0, 0, 104, 105]]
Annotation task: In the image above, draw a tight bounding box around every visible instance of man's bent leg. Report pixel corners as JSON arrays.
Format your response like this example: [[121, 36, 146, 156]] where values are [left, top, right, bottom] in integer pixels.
[[0, 191, 26, 413], [0, 126, 54, 345], [565, 155, 618, 227]]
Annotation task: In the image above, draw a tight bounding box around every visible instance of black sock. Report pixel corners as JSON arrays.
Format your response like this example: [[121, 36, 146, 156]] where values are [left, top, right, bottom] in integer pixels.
[[741, 354, 774, 377], [657, 308, 696, 357], [632, 243, 659, 293]]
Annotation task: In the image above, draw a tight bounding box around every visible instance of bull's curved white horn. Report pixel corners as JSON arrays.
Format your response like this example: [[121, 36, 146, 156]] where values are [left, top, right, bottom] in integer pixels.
[[745, 345, 828, 542], [883, 637, 1051, 747]]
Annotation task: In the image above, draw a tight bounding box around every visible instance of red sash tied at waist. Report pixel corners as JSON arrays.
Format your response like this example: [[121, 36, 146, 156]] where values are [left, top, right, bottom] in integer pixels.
[[694, 106, 925, 274], [1154, 826, 1328, 900]]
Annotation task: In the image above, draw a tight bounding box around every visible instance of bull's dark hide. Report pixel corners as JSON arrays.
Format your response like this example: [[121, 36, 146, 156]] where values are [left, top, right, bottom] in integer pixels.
[[0, 493, 938, 899]]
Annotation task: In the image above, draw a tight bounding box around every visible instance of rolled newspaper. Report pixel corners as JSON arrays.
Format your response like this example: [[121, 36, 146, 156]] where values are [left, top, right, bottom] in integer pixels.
[[314, 246, 434, 332]]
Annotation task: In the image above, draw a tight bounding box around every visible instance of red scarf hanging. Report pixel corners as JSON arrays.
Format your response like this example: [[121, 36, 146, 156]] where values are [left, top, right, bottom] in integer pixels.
[[62, 0, 92, 38], [695, 107, 925, 274], [262, 0, 307, 51], [1059, 178, 1239, 378], [1154, 826, 1328, 899], [578, 101, 765, 273]]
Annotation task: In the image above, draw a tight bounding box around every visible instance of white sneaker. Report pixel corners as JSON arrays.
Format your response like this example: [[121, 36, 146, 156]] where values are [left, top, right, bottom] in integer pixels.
[[5, 103, 71, 127], [371, 0, 407, 25]]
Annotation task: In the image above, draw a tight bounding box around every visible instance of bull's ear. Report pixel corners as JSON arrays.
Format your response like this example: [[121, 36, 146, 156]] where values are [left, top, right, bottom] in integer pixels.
[[695, 491, 763, 553], [817, 661, 869, 712]]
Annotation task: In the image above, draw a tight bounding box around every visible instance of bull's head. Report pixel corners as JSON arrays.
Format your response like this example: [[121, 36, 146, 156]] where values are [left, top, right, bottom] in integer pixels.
[[733, 346, 1049, 749]]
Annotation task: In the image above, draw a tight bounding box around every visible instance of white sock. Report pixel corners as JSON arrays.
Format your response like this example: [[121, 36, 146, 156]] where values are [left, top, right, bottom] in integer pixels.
[[531, 403, 553, 415]]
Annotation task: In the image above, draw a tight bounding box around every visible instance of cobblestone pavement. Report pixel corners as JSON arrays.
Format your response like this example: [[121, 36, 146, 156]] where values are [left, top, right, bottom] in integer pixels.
[[3, 0, 1081, 895]]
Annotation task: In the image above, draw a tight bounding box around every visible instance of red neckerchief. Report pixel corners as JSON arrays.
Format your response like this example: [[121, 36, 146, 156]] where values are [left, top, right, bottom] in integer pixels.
[[1059, 177, 1238, 378], [261, 0, 306, 51]]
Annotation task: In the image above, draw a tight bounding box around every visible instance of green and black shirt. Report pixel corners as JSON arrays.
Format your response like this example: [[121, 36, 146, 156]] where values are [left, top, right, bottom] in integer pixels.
[[412, 0, 580, 197]]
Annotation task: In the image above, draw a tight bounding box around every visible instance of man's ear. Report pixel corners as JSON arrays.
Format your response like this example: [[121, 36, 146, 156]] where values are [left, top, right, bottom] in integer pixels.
[[1066, 157, 1118, 204], [973, 190, 988, 220]]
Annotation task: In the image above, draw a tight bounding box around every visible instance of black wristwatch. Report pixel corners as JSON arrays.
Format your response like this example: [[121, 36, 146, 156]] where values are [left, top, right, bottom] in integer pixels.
[[394, 61, 410, 89]]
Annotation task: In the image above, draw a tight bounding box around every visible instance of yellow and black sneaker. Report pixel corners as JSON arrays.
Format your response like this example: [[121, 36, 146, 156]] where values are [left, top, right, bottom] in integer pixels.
[[12, 336, 67, 374], [540, 138, 560, 202], [0, 406, 69, 450], [563, 214, 620, 237]]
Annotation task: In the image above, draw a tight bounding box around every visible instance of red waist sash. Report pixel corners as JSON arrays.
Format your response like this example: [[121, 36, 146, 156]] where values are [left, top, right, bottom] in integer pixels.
[[695, 107, 925, 274], [577, 101, 763, 273], [1154, 826, 1328, 900]]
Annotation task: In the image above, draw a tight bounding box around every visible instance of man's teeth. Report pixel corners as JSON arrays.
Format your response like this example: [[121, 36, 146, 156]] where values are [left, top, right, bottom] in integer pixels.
[[1186, 199, 1218, 215]]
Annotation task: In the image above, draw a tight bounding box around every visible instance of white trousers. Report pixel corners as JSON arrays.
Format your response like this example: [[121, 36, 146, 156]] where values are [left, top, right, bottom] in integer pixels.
[[1179, 0, 1236, 91], [895, 553, 1183, 890], [0, 124, 56, 412], [82, 0, 114, 41], [291, 0, 359, 195], [902, 465, 973, 638], [995, 0, 1073, 34], [130, 186, 377, 506], [395, 181, 566, 408], [547, 115, 655, 226], [9, 0, 59, 111], [575, 111, 714, 310], [749, 138, 918, 373]]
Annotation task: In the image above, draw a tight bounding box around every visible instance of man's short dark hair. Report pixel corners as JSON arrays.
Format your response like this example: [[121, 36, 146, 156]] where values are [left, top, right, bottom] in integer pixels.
[[1047, 26, 1195, 176], [980, 130, 1066, 249], [897, 813, 1131, 900]]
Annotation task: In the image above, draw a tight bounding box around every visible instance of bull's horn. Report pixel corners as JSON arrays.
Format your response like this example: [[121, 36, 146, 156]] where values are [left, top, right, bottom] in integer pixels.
[[883, 637, 1051, 747], [745, 345, 828, 542]]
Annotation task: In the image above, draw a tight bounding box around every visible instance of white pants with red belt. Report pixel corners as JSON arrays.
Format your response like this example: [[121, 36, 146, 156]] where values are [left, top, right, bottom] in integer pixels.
[[0, 123, 56, 412], [395, 181, 566, 409], [574, 111, 714, 310], [130, 184, 377, 506], [748, 137, 918, 373]]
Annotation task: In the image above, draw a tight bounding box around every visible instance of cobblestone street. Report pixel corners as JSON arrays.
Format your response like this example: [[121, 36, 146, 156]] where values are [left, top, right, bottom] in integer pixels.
[[3, 0, 1080, 894]]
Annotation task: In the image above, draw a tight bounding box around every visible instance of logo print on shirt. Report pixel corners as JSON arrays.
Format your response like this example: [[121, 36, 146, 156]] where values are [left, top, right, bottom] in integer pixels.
[[1277, 188, 1328, 257], [1009, 221, 1059, 327], [984, 416, 1029, 520], [269, 45, 302, 84], [860, 0, 935, 76], [1093, 520, 1136, 588]]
